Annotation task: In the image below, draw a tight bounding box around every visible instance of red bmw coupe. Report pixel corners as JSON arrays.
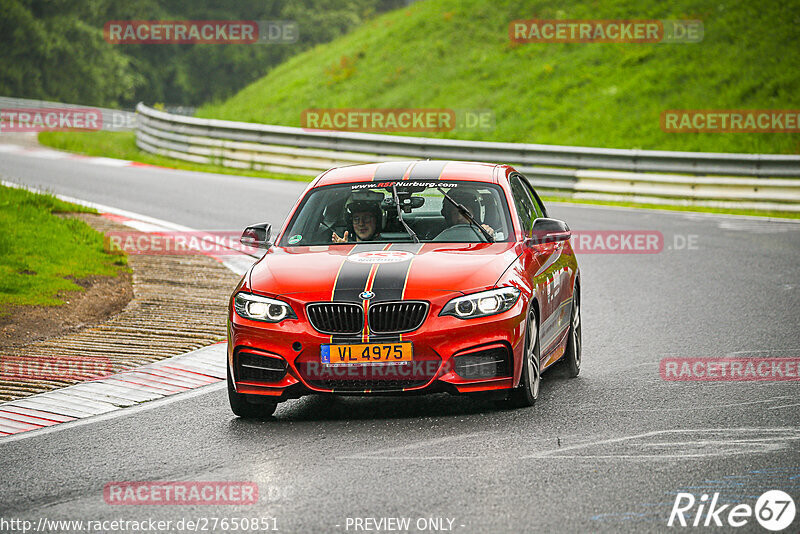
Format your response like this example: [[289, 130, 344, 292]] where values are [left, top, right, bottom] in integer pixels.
[[227, 161, 581, 416]]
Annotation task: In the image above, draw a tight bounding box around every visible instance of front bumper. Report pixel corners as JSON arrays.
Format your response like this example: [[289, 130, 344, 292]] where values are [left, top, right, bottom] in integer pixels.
[[228, 296, 527, 399]]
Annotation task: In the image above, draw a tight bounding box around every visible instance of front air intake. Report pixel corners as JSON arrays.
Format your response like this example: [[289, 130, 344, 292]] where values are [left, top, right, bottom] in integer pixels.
[[453, 346, 512, 380], [236, 351, 287, 382], [306, 303, 364, 335], [367, 301, 428, 334]]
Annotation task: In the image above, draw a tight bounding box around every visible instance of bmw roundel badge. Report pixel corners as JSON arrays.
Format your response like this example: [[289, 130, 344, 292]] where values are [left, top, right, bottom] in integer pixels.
[[359, 291, 375, 300]]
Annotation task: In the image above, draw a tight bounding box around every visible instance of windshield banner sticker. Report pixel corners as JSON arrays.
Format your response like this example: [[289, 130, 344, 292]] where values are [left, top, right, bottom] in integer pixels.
[[351, 181, 459, 190], [346, 250, 415, 264]]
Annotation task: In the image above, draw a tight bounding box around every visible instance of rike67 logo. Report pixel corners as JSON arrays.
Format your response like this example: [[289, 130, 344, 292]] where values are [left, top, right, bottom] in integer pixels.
[[668, 490, 796, 531]]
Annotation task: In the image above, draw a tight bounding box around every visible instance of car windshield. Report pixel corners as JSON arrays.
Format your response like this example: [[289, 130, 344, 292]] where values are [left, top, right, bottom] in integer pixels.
[[279, 180, 513, 246]]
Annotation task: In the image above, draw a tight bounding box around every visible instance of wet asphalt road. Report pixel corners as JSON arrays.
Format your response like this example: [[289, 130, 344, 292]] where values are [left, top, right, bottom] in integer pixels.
[[1, 150, 798, 533]]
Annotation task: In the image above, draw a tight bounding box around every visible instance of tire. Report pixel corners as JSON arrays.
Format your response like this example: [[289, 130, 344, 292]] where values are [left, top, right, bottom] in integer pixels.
[[505, 309, 541, 408], [562, 289, 581, 378], [227, 366, 278, 418]]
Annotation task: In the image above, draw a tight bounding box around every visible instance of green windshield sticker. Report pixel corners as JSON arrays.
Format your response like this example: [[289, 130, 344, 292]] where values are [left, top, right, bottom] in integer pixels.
[[288, 234, 303, 244]]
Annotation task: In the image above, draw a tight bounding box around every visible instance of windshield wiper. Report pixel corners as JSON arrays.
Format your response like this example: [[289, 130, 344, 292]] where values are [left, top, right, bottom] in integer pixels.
[[437, 186, 494, 243], [392, 183, 419, 243]]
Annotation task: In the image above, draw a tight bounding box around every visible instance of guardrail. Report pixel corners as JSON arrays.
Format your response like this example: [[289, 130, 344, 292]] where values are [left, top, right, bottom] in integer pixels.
[[135, 103, 800, 212]]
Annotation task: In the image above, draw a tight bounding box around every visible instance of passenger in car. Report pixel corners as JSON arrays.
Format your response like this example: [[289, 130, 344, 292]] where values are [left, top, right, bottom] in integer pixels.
[[441, 189, 495, 238], [331, 200, 383, 242]]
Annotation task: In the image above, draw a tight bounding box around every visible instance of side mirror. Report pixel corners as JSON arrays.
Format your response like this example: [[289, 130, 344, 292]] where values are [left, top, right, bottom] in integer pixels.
[[527, 218, 571, 245], [241, 222, 272, 249]]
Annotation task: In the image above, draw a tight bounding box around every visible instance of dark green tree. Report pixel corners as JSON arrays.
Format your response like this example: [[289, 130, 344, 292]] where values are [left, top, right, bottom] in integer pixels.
[[0, 0, 407, 108]]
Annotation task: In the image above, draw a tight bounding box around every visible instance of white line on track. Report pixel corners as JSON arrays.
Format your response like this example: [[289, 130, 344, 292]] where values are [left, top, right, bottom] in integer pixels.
[[523, 428, 800, 459], [609, 395, 797, 412], [337, 428, 800, 461], [767, 402, 800, 410]]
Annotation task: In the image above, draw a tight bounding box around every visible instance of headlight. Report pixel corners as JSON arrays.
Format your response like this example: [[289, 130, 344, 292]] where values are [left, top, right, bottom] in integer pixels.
[[440, 287, 520, 319], [234, 292, 296, 323]]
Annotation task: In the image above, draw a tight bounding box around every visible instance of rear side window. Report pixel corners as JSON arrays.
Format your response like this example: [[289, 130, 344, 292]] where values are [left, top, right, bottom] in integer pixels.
[[510, 175, 535, 236]]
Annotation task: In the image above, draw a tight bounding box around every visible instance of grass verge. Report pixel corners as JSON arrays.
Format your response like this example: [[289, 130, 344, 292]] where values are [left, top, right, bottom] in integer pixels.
[[0, 185, 128, 314]]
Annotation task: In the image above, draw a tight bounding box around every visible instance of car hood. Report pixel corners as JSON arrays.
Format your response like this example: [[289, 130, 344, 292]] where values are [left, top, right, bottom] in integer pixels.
[[249, 242, 520, 301]]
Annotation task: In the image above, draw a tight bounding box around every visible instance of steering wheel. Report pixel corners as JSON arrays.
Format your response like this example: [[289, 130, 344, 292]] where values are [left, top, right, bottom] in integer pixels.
[[432, 224, 484, 242]]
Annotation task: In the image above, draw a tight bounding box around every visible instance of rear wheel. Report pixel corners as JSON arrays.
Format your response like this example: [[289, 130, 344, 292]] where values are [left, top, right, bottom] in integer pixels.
[[563, 290, 581, 378], [227, 366, 278, 418], [506, 309, 540, 408]]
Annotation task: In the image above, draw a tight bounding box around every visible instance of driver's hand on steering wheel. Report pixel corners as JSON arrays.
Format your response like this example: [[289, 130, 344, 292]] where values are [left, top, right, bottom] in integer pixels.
[[481, 224, 495, 237], [331, 231, 349, 243]]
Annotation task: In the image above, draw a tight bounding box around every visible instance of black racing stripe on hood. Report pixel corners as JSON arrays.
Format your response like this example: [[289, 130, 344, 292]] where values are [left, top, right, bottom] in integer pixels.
[[406, 160, 448, 181], [331, 244, 377, 302], [373, 161, 415, 182], [369, 244, 424, 302]]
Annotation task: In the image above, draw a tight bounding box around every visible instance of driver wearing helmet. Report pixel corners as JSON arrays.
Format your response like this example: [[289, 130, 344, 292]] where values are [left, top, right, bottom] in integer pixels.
[[441, 189, 495, 238], [332, 199, 383, 242]]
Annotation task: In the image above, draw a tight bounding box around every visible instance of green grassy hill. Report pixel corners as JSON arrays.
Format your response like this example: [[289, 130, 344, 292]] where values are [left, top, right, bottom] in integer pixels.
[[198, 0, 800, 154]]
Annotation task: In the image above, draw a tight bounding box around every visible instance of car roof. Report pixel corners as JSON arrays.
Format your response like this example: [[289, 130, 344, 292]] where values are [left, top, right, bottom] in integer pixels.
[[313, 160, 505, 187]]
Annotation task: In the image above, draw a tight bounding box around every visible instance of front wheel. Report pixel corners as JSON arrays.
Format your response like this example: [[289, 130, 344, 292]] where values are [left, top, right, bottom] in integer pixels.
[[505, 309, 540, 408], [562, 290, 581, 378], [228, 366, 278, 418]]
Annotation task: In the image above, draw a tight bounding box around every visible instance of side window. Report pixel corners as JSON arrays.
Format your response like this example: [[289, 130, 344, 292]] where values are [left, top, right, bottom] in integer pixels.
[[510, 175, 535, 235], [519, 174, 545, 218]]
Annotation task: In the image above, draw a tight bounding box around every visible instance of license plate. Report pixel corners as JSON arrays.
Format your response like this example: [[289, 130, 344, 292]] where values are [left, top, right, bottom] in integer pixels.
[[321, 342, 413, 365]]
